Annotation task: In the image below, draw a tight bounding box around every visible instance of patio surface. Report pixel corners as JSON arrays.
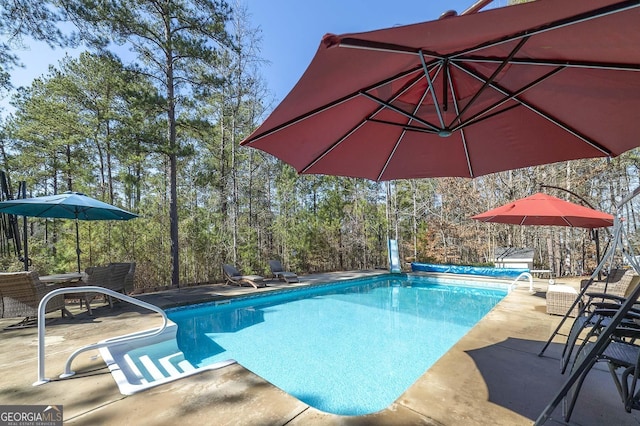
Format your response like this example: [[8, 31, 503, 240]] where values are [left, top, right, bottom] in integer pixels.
[[1, 270, 640, 425]]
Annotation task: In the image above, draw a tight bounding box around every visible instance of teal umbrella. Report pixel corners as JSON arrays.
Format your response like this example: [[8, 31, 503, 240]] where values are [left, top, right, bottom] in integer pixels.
[[0, 192, 138, 272]]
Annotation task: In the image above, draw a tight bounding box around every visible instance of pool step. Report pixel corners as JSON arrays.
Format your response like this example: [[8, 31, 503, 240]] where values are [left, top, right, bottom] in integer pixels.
[[100, 324, 235, 395], [135, 353, 195, 383]]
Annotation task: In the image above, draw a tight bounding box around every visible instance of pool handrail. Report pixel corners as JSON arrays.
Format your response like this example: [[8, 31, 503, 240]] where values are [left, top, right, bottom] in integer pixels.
[[510, 272, 534, 293], [33, 286, 168, 386]]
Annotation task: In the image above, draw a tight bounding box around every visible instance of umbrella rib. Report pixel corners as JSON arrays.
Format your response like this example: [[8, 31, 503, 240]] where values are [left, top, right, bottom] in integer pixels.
[[377, 63, 443, 181], [368, 64, 442, 135], [419, 51, 445, 129], [449, 65, 565, 132], [442, 59, 450, 112], [35, 205, 62, 218], [460, 57, 640, 73], [368, 64, 440, 129], [449, 0, 640, 61], [300, 122, 368, 174], [242, 65, 424, 146], [454, 103, 522, 130], [452, 62, 613, 156], [336, 37, 443, 61], [446, 69, 474, 177], [301, 70, 430, 174], [452, 37, 529, 126], [378, 129, 407, 182], [360, 92, 441, 132], [367, 119, 435, 133]]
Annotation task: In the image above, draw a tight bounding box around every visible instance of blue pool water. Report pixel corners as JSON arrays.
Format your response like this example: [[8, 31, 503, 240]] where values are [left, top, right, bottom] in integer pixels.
[[151, 275, 507, 415]]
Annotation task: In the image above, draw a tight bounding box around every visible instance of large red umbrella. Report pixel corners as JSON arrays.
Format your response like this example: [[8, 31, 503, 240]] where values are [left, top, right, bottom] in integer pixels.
[[242, 0, 640, 181], [470, 192, 614, 228]]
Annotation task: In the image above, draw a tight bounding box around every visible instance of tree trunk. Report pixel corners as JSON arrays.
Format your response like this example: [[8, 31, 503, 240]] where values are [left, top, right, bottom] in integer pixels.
[[166, 34, 179, 288]]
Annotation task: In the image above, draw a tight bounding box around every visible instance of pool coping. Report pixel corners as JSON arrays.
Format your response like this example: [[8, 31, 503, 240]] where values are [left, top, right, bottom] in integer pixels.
[[165, 272, 513, 313]]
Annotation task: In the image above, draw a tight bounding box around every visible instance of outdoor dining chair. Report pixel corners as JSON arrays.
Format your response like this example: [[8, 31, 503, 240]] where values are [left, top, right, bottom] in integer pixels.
[[80, 265, 113, 315]]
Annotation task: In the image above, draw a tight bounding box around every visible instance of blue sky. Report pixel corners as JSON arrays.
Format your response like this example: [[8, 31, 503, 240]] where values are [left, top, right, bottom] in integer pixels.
[[0, 0, 505, 116]]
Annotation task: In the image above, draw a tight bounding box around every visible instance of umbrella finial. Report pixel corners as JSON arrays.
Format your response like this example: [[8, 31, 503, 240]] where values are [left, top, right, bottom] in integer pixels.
[[322, 34, 342, 49], [439, 10, 458, 19]]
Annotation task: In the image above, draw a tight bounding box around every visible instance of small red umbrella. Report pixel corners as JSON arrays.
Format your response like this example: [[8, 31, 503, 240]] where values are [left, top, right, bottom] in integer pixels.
[[470, 192, 613, 228], [242, 0, 640, 181]]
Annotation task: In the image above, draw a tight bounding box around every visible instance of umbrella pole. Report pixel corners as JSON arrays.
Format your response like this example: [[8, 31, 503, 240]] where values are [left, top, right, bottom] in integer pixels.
[[594, 229, 602, 280], [23, 215, 28, 271], [75, 220, 81, 273], [19, 181, 29, 271], [460, 0, 493, 15]]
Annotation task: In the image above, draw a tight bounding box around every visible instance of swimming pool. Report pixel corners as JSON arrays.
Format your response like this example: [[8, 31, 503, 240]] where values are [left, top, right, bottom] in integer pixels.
[[104, 274, 508, 415]]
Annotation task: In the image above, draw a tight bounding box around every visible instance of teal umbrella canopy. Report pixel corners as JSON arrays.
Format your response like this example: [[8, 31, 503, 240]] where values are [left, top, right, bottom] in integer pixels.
[[0, 191, 137, 221], [0, 192, 137, 272]]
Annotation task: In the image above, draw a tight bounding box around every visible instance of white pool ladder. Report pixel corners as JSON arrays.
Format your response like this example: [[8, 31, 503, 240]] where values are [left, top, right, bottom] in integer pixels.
[[510, 272, 534, 293], [33, 286, 169, 386]]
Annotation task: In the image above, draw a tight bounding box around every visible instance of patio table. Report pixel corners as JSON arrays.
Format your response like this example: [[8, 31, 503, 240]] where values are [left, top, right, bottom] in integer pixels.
[[40, 273, 90, 315], [39, 272, 85, 285]]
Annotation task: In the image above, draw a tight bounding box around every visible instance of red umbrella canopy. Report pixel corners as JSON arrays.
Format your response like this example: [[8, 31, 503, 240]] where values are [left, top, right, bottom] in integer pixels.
[[242, 0, 640, 181], [471, 192, 614, 228]]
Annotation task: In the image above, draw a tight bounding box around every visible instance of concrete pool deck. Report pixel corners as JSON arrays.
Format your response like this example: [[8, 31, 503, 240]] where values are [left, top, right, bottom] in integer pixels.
[[1, 270, 640, 425]]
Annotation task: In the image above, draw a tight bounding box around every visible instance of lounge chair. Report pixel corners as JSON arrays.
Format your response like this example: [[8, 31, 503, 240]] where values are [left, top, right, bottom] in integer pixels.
[[0, 271, 72, 328], [560, 269, 640, 373], [268, 260, 299, 283], [563, 307, 640, 421], [222, 264, 266, 289]]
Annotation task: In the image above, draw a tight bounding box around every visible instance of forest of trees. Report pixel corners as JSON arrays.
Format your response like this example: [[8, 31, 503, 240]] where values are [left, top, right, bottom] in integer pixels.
[[1, 0, 639, 291]]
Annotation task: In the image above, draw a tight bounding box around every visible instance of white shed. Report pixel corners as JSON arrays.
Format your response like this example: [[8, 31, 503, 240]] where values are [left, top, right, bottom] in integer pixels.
[[492, 247, 534, 269]]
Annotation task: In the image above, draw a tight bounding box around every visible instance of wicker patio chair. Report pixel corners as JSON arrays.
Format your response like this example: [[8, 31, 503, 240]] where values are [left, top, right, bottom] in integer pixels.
[[581, 268, 636, 297], [122, 262, 136, 294], [547, 269, 638, 319], [106, 263, 131, 293], [101, 262, 134, 309], [82, 265, 113, 315], [0, 271, 71, 328]]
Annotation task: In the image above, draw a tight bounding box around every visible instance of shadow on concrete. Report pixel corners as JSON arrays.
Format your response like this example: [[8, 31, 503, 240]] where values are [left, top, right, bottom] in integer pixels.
[[465, 337, 640, 425]]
